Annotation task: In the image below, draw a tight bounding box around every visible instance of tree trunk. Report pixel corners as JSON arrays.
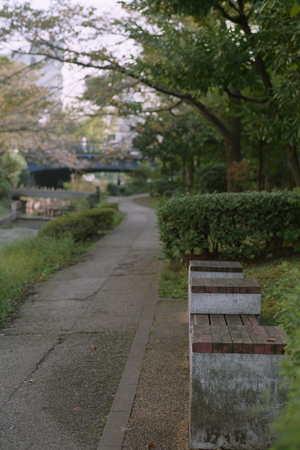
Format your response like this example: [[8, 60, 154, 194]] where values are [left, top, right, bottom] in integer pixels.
[[286, 144, 300, 187], [187, 160, 194, 192], [226, 89, 242, 192], [264, 160, 271, 191], [283, 149, 294, 190], [256, 140, 263, 191], [182, 156, 186, 186]]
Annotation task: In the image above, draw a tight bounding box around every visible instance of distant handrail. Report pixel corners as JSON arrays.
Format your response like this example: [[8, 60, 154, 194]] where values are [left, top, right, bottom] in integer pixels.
[[11, 187, 92, 200]]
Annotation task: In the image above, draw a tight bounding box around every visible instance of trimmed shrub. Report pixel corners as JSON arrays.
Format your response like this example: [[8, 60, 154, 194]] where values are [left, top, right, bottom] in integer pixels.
[[77, 207, 115, 230], [157, 191, 300, 261], [38, 208, 114, 241], [194, 163, 227, 193], [99, 202, 118, 210]]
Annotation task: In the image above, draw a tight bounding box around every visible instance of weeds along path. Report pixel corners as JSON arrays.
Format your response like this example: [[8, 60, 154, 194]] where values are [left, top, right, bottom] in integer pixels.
[[0, 195, 161, 450]]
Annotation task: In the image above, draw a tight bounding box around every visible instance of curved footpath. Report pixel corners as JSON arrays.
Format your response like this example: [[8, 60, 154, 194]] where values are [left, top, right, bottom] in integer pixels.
[[0, 195, 189, 450]]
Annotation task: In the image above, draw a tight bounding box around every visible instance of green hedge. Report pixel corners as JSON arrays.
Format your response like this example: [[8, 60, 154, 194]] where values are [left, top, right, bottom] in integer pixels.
[[38, 207, 115, 241], [157, 191, 300, 260], [100, 202, 118, 210]]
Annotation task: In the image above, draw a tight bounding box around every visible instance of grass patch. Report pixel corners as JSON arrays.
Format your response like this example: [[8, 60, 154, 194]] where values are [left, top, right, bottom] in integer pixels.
[[0, 208, 124, 327], [0, 235, 92, 325], [113, 211, 125, 227], [244, 255, 300, 325], [159, 262, 188, 299]]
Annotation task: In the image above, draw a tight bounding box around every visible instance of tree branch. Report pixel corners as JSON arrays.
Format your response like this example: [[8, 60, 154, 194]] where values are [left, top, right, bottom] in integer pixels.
[[229, 1, 240, 14], [144, 100, 183, 113], [215, 4, 241, 23], [224, 87, 267, 104], [14, 46, 232, 145]]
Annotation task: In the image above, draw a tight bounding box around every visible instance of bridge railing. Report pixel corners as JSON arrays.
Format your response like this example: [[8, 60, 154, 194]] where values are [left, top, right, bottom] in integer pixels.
[[11, 186, 95, 200]]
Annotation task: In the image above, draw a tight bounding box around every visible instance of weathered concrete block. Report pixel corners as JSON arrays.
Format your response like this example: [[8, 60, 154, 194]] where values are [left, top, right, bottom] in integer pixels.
[[189, 277, 261, 315], [189, 260, 243, 279], [190, 316, 288, 450]]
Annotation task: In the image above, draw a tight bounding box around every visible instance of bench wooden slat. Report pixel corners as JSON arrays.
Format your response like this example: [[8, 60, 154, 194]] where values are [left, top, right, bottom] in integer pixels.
[[210, 314, 227, 326], [264, 326, 287, 355], [228, 325, 254, 353], [191, 278, 261, 294], [225, 314, 243, 326], [194, 314, 210, 326], [192, 326, 212, 353], [211, 326, 233, 353], [191, 315, 288, 354], [240, 314, 259, 326], [246, 326, 276, 354], [190, 260, 243, 273]]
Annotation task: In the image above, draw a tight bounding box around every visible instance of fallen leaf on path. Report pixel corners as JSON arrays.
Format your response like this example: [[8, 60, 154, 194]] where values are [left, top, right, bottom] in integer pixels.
[[74, 407, 82, 412], [29, 379, 35, 383], [130, 303, 136, 306], [146, 443, 155, 449], [90, 346, 97, 351], [81, 260, 86, 262], [270, 265, 274, 268], [266, 338, 276, 342]]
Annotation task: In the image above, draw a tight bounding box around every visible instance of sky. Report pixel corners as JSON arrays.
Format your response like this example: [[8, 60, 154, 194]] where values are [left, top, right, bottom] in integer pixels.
[[4, 0, 136, 104]]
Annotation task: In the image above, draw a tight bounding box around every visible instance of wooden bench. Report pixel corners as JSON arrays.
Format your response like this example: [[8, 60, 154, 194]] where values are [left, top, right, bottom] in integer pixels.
[[189, 260, 243, 279], [190, 313, 288, 449], [189, 278, 261, 315]]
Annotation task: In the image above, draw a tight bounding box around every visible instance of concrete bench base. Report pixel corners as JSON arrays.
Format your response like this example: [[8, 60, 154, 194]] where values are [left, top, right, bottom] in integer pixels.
[[190, 352, 287, 450], [190, 316, 288, 449], [190, 292, 261, 315]]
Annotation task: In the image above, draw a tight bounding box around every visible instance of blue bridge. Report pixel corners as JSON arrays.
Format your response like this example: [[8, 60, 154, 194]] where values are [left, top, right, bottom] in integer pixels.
[[27, 155, 144, 188]]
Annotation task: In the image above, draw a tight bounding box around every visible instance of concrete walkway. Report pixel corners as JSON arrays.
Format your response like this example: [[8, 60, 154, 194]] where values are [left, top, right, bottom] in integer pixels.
[[0, 195, 164, 450]]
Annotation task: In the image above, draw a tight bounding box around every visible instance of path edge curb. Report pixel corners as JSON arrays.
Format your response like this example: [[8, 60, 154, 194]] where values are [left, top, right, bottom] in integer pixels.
[[97, 270, 160, 450]]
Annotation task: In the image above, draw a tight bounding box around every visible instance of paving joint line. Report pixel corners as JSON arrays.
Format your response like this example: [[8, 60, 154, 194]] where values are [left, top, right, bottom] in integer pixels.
[[97, 268, 160, 450], [1, 334, 63, 409]]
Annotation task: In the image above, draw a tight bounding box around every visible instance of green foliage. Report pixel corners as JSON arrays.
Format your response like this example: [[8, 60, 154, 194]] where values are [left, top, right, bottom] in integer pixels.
[[77, 207, 115, 229], [106, 181, 143, 196], [159, 262, 188, 298], [0, 235, 90, 325], [194, 163, 227, 193], [38, 208, 114, 241], [269, 267, 300, 449], [101, 202, 119, 210], [0, 178, 11, 200], [148, 178, 171, 196], [0, 151, 27, 185], [106, 183, 121, 196], [244, 259, 300, 325], [157, 191, 300, 261]]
